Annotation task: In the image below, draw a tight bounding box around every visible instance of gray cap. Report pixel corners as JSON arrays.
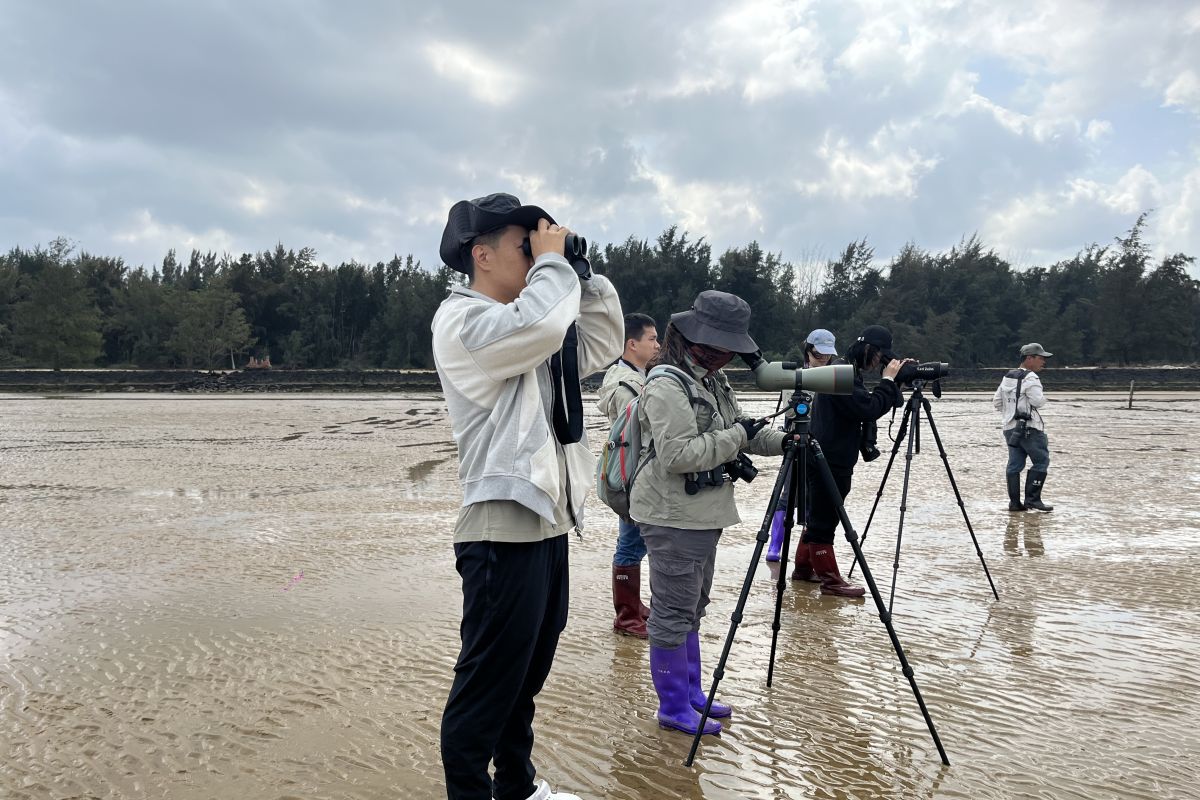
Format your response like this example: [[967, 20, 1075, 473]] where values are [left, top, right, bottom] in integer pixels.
[[670, 290, 759, 353], [1020, 342, 1053, 357], [806, 328, 837, 355]]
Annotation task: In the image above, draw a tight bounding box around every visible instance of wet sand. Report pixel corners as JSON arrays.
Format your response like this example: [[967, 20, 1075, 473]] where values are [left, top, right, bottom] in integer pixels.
[[1, 392, 1198, 800]]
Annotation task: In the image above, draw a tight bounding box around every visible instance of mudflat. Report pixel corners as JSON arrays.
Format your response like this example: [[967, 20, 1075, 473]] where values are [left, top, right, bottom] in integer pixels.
[[1, 392, 1197, 799]]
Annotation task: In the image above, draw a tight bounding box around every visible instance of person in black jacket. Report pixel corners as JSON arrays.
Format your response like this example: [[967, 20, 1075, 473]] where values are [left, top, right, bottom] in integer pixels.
[[794, 325, 906, 597]]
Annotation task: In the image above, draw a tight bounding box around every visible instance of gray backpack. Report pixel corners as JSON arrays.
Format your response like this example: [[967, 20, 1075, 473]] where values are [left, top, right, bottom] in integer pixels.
[[594, 365, 696, 519]]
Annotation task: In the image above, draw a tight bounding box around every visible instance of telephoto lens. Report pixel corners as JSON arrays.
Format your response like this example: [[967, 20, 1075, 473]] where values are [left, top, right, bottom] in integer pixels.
[[895, 361, 950, 385]]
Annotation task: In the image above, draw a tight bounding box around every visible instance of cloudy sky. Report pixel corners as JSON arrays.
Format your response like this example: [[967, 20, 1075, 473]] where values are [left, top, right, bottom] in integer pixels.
[[2, 0, 1198, 277]]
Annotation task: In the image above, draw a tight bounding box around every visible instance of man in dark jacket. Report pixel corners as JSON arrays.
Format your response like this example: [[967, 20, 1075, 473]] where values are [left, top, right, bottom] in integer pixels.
[[796, 325, 904, 597]]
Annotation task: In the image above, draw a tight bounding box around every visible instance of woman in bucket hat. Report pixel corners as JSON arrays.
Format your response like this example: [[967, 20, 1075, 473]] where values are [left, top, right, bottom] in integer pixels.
[[629, 290, 789, 737]]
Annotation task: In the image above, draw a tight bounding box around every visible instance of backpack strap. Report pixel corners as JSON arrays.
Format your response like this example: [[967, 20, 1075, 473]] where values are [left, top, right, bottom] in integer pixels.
[[646, 364, 697, 404], [617, 379, 642, 397], [627, 365, 701, 486]]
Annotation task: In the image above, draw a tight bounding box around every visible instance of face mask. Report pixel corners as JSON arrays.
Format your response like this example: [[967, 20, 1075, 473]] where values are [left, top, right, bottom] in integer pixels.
[[688, 343, 734, 375]]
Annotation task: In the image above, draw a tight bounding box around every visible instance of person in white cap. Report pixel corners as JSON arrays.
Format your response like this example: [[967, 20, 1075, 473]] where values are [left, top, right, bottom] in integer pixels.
[[765, 328, 837, 562], [993, 343, 1054, 512]]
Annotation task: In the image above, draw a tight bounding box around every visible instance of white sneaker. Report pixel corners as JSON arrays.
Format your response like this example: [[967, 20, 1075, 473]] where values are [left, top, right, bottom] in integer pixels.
[[525, 779, 583, 800]]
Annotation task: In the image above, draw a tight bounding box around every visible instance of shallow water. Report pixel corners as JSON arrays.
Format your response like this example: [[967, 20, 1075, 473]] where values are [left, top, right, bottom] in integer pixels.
[[1, 391, 1198, 800]]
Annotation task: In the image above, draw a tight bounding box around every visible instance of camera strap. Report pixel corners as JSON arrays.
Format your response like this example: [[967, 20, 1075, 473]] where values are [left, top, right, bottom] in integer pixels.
[[1012, 368, 1028, 421], [550, 323, 584, 444]]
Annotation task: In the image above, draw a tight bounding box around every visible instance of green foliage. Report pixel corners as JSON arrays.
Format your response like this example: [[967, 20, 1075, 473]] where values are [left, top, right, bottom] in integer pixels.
[[1, 214, 1197, 370], [8, 239, 103, 369], [167, 282, 254, 368]]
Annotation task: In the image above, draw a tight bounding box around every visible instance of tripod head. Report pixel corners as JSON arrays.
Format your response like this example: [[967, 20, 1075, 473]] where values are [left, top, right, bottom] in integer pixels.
[[904, 377, 943, 399], [780, 389, 815, 439]]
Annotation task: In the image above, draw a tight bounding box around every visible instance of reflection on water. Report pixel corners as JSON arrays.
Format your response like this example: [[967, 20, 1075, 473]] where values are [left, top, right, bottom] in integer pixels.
[[1, 391, 1198, 799], [1004, 514, 1045, 557]]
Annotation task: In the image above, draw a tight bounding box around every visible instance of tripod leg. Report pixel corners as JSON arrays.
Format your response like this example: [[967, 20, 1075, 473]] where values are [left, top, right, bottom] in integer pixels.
[[920, 397, 1000, 601], [811, 440, 951, 766], [888, 400, 921, 614], [685, 445, 798, 767], [849, 401, 912, 580], [767, 444, 803, 687]]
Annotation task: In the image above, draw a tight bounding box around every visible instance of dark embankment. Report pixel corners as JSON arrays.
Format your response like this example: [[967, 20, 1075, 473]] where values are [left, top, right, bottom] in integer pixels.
[[1, 366, 1197, 393]]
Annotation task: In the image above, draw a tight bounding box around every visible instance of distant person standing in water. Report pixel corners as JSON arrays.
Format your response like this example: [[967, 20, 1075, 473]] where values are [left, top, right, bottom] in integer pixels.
[[994, 343, 1053, 512]]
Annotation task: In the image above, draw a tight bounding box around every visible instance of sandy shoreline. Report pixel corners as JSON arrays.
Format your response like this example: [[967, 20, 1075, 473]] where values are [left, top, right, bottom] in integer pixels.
[[2, 392, 1199, 799]]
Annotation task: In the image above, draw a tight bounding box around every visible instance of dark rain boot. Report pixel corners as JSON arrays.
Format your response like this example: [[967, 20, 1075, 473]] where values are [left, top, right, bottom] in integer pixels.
[[1007, 473, 1026, 512], [612, 565, 648, 638], [810, 544, 866, 598], [791, 536, 818, 582], [685, 631, 731, 718], [1024, 471, 1053, 512], [765, 510, 786, 562], [650, 644, 722, 736]]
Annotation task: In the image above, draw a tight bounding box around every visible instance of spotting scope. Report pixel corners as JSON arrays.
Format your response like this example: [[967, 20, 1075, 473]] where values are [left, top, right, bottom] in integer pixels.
[[741, 352, 855, 394]]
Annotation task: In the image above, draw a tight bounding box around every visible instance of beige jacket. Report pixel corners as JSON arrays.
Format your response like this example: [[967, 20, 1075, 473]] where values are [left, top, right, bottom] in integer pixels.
[[597, 359, 646, 423], [629, 358, 785, 530]]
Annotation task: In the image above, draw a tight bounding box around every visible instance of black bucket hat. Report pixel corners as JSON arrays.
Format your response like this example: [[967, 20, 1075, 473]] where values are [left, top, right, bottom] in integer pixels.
[[856, 325, 898, 361], [670, 290, 759, 353], [439, 192, 555, 273]]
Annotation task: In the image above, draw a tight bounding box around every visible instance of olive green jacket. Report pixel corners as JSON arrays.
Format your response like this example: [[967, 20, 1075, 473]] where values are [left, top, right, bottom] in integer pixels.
[[629, 359, 785, 530]]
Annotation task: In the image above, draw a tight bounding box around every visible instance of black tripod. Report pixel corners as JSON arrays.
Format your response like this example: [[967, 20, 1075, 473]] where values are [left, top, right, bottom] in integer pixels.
[[847, 380, 999, 612], [684, 389, 950, 767]]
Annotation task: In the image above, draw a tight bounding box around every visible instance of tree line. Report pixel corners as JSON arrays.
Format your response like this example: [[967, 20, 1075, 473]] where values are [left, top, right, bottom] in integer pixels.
[[1, 214, 1196, 370]]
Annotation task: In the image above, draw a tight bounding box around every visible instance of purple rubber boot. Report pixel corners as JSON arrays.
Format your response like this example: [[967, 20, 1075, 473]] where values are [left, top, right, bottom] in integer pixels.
[[650, 643, 722, 735], [765, 510, 786, 562], [685, 631, 732, 718]]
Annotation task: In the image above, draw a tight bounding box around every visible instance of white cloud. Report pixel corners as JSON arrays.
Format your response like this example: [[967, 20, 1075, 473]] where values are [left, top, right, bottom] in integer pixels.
[[0, 0, 1197, 277], [637, 160, 764, 241], [1163, 70, 1200, 114], [1159, 166, 1200, 254], [798, 132, 938, 201], [983, 165, 1164, 261], [672, 0, 829, 101], [1085, 120, 1113, 143], [114, 209, 235, 257], [1066, 166, 1161, 214], [238, 180, 270, 216], [423, 41, 522, 106]]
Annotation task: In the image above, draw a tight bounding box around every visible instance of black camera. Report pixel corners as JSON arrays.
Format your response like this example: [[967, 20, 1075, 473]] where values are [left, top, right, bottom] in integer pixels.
[[895, 361, 950, 385], [859, 420, 881, 462], [684, 454, 758, 494], [726, 453, 758, 483]]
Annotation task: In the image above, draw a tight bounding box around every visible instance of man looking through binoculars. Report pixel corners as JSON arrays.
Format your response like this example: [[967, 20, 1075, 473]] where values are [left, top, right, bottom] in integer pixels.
[[433, 193, 623, 800]]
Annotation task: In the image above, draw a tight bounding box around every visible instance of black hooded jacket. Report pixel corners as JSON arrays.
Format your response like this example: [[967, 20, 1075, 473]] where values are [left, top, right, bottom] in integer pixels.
[[811, 362, 902, 469]]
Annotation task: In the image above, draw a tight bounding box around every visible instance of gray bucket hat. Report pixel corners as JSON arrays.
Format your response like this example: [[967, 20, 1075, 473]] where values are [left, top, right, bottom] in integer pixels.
[[1020, 342, 1053, 357], [670, 290, 759, 353]]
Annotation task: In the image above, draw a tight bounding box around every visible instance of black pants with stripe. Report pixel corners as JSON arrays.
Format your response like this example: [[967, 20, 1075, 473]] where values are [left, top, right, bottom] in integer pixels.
[[803, 465, 854, 545], [440, 535, 569, 800]]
